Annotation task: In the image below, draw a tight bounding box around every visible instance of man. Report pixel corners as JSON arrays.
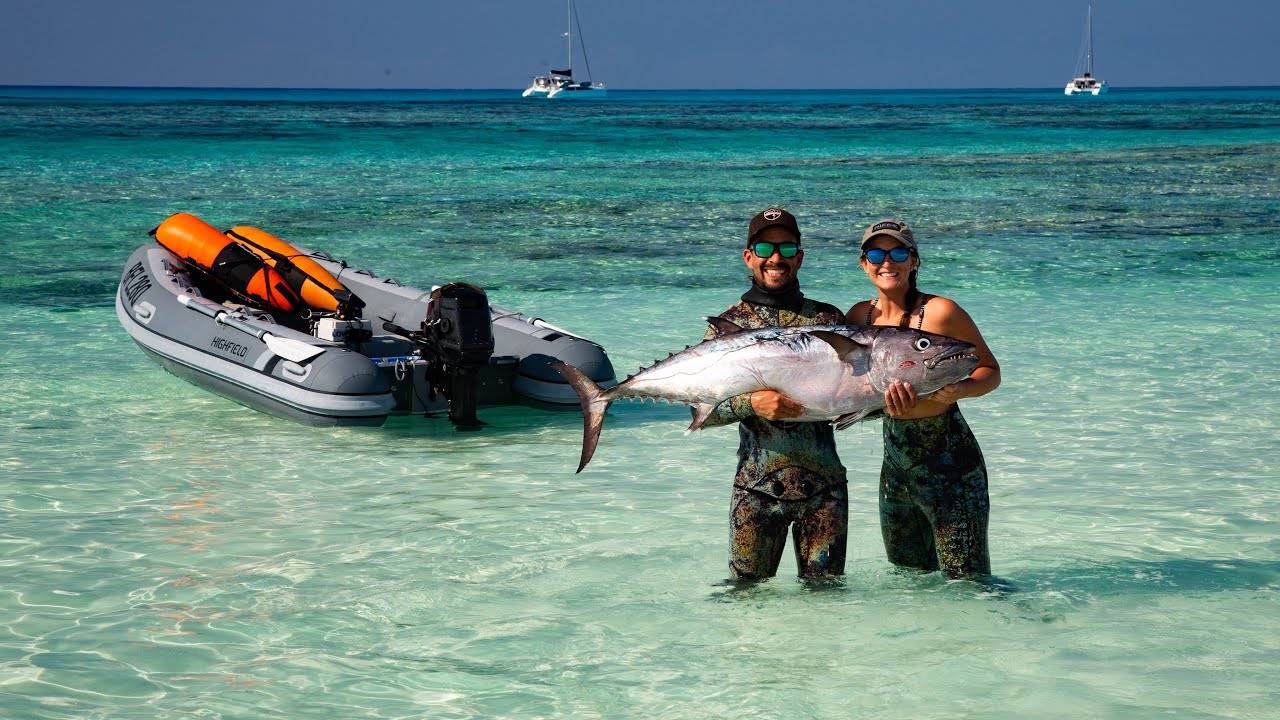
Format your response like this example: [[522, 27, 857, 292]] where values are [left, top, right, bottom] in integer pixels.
[[700, 208, 848, 581]]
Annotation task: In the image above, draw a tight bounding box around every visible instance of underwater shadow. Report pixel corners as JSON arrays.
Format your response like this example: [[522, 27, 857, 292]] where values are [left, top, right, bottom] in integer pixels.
[[1014, 556, 1280, 598]]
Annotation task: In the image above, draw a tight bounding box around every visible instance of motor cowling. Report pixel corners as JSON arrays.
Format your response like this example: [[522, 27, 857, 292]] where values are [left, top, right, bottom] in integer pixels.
[[426, 283, 494, 430], [431, 284, 494, 367]]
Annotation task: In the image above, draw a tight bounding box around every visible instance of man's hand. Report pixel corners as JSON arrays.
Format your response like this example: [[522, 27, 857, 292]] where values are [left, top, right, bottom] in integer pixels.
[[750, 390, 804, 420]]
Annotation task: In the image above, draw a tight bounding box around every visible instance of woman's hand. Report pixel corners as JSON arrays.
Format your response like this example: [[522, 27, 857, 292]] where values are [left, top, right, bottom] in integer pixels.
[[750, 390, 804, 420], [883, 380, 917, 418], [927, 381, 968, 406]]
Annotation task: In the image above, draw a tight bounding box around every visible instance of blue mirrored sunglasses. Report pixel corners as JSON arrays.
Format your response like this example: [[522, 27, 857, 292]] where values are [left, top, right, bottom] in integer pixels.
[[750, 241, 799, 259], [862, 247, 912, 264]]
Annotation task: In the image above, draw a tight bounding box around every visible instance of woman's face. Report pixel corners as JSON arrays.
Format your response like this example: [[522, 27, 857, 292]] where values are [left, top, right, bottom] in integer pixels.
[[860, 235, 916, 293]]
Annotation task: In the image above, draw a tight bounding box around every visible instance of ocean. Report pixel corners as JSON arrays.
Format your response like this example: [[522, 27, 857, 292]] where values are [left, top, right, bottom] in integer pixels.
[[1, 86, 1277, 719]]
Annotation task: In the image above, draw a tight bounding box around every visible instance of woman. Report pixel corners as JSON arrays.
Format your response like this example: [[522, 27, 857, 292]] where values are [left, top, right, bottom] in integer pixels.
[[846, 219, 1001, 577]]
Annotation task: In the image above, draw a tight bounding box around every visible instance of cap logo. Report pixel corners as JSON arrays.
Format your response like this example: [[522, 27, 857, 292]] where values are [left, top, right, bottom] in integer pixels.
[[763, 209, 782, 221], [872, 221, 902, 233]]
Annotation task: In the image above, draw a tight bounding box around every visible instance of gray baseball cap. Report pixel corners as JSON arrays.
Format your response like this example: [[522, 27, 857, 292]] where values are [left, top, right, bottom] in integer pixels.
[[860, 219, 917, 251]]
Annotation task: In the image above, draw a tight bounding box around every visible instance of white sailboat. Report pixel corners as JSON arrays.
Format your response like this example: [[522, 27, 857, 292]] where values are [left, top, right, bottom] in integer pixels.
[[1065, 3, 1107, 95], [522, 0, 607, 99]]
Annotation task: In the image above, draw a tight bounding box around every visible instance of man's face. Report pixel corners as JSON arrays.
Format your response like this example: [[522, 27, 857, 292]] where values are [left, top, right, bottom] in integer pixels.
[[743, 225, 803, 291]]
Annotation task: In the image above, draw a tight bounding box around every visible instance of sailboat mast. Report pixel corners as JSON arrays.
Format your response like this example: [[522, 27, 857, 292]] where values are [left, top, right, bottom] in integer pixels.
[[1086, 3, 1094, 76], [565, 0, 576, 78]]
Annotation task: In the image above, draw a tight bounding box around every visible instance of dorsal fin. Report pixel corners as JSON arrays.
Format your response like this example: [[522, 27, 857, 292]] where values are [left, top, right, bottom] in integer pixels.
[[705, 316, 745, 337], [809, 330, 869, 362]]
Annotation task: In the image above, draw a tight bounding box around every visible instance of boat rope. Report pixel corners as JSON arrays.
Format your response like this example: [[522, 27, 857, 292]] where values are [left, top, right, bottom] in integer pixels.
[[573, 0, 595, 84]]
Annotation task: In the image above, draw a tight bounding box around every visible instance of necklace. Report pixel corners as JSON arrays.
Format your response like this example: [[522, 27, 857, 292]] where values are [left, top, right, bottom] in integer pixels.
[[868, 296, 926, 328]]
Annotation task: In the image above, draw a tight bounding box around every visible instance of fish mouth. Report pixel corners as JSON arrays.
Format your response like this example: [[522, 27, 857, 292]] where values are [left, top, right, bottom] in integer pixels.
[[925, 349, 980, 369]]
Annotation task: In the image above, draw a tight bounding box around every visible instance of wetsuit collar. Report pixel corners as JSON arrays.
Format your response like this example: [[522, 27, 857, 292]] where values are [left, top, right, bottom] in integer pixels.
[[741, 279, 805, 311]]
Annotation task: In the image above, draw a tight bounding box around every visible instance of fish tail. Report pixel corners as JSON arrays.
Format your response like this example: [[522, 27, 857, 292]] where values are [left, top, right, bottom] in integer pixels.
[[549, 361, 612, 473]]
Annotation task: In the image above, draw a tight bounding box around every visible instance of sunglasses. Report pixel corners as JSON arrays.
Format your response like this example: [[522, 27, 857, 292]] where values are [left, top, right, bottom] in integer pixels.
[[862, 247, 912, 264], [749, 241, 799, 259]]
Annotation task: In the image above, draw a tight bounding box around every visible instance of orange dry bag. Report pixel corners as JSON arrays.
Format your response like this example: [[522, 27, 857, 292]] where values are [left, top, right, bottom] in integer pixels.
[[226, 226, 364, 317], [151, 213, 300, 312]]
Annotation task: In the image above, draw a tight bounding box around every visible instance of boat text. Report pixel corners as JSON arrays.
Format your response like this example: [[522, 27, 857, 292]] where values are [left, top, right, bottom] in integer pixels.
[[211, 336, 250, 358], [122, 262, 152, 306]]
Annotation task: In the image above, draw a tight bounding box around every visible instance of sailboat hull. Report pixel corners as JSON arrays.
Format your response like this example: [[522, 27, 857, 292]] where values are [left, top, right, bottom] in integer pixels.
[[546, 85, 607, 99], [1064, 81, 1107, 96]]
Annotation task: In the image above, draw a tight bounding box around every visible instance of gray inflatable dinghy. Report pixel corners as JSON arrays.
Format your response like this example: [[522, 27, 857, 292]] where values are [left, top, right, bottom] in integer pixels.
[[116, 242, 616, 428]]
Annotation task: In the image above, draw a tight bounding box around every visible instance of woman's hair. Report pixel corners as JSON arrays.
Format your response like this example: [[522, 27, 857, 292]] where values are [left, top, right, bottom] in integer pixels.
[[900, 253, 921, 327]]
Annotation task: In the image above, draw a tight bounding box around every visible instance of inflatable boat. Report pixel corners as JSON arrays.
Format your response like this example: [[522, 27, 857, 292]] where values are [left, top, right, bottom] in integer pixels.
[[116, 213, 616, 428]]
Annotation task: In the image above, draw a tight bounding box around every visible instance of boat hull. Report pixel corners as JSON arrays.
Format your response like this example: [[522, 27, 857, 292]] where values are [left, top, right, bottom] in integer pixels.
[[546, 85, 607, 99], [1064, 83, 1107, 96]]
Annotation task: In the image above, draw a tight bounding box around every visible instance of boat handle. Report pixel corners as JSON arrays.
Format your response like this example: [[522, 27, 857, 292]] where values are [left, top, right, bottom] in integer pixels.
[[133, 301, 156, 324]]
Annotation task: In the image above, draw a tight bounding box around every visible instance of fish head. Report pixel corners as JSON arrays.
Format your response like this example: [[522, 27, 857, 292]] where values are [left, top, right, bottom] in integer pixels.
[[867, 327, 980, 395]]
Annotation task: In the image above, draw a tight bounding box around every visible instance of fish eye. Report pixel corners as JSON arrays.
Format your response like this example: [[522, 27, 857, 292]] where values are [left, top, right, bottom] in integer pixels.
[[913, 338, 931, 351]]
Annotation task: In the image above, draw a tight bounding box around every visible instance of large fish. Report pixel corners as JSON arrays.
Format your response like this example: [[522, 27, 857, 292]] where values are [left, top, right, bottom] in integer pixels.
[[551, 318, 981, 473]]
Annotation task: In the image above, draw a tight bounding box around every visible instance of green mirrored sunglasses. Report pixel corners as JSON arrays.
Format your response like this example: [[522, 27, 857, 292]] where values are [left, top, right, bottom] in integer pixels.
[[750, 241, 799, 259]]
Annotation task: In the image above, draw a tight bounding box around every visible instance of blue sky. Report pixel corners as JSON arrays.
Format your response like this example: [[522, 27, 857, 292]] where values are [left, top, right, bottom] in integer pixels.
[[2, 1, 1277, 89]]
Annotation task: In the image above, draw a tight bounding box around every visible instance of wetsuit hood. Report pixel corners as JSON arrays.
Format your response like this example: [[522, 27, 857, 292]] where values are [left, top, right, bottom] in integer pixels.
[[741, 279, 805, 312]]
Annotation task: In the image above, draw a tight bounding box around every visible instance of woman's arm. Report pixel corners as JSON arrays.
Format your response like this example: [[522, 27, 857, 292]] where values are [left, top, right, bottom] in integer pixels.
[[883, 297, 1000, 417], [927, 298, 1000, 404]]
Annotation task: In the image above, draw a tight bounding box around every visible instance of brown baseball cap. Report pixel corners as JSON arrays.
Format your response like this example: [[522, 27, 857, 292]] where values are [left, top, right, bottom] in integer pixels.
[[860, 219, 917, 251], [747, 208, 801, 244]]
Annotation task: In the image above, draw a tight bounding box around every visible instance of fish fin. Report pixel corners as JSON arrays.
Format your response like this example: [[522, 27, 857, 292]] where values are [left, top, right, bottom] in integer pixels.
[[549, 361, 613, 473], [704, 316, 745, 337], [810, 330, 871, 363], [685, 403, 718, 434], [831, 409, 885, 431]]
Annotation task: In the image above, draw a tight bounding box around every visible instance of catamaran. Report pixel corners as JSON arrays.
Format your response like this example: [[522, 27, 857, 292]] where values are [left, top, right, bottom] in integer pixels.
[[522, 0, 607, 99], [1065, 3, 1107, 95]]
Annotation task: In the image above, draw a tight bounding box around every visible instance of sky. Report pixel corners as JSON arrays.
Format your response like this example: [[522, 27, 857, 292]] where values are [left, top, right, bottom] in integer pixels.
[[2, 0, 1278, 90]]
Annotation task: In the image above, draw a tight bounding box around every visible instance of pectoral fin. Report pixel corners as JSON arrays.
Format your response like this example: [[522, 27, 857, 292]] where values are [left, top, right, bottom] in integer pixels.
[[831, 408, 885, 431], [686, 403, 717, 433]]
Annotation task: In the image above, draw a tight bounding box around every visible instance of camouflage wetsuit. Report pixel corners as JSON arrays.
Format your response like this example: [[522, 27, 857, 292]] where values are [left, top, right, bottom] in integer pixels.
[[862, 297, 992, 576], [880, 404, 991, 576], [701, 291, 847, 581]]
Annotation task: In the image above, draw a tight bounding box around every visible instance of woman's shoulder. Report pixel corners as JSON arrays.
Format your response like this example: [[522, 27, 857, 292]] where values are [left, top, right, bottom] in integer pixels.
[[922, 294, 963, 316], [920, 295, 981, 335]]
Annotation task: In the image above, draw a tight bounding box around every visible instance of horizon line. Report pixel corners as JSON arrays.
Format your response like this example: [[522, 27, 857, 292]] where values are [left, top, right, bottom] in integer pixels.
[[3, 83, 1279, 93]]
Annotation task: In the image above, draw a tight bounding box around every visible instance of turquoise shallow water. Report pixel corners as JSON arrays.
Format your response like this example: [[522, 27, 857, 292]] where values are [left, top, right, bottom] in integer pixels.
[[1, 86, 1278, 718]]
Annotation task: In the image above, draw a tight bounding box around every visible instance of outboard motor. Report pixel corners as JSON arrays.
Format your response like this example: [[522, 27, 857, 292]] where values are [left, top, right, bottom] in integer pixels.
[[425, 283, 494, 430]]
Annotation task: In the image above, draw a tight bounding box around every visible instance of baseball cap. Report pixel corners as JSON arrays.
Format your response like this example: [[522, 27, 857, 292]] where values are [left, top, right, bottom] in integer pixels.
[[747, 208, 801, 244], [860, 219, 917, 251]]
